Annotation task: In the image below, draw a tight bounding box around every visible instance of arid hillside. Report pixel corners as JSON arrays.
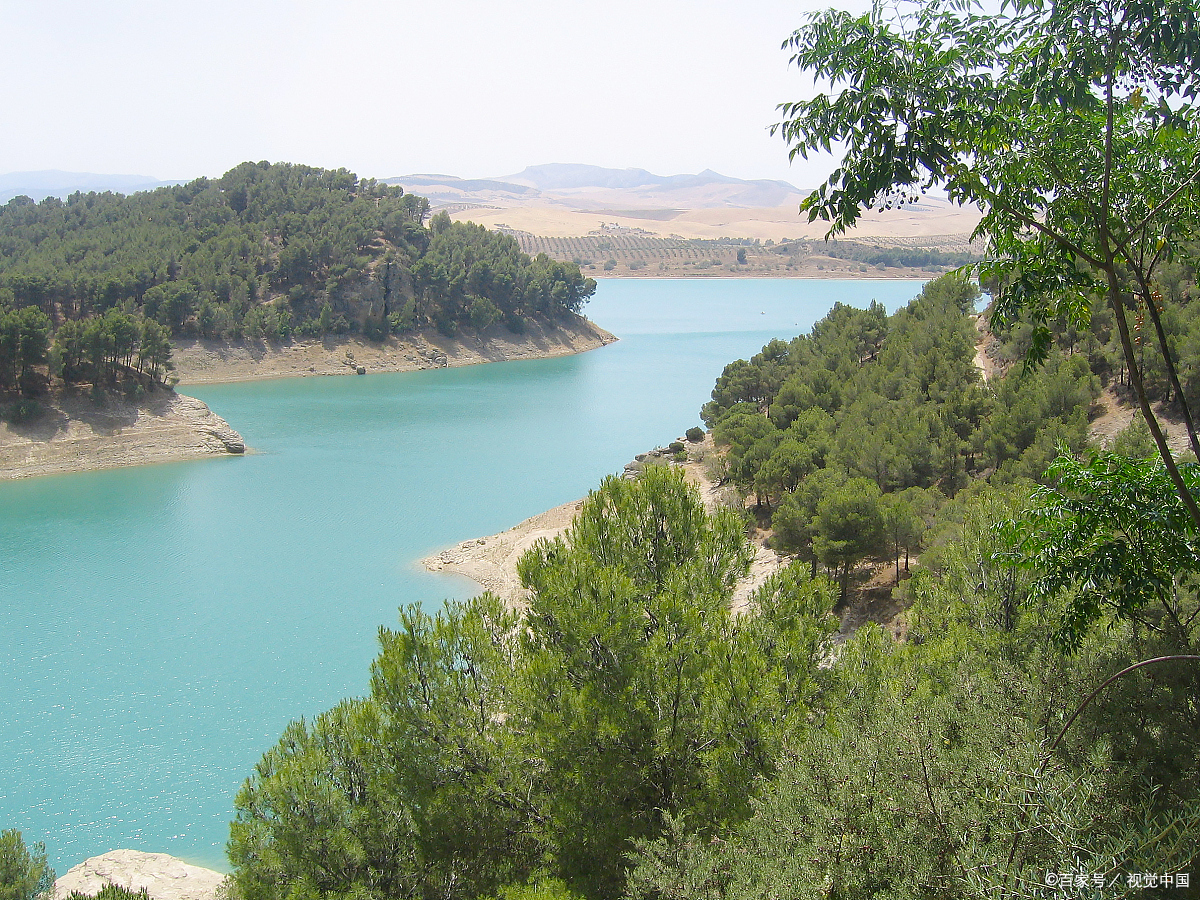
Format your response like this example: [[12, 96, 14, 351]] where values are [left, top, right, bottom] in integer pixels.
[[388, 164, 981, 277]]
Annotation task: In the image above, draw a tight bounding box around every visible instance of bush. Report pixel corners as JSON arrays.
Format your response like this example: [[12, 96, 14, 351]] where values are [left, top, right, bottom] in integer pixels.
[[362, 314, 389, 342], [4, 399, 42, 424], [668, 441, 685, 453], [494, 878, 584, 900], [469, 296, 502, 331], [0, 829, 55, 899], [66, 886, 151, 900], [685, 427, 704, 443]]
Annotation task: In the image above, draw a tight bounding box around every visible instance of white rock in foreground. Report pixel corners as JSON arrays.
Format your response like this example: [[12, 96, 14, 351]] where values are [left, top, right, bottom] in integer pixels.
[[54, 850, 225, 900]]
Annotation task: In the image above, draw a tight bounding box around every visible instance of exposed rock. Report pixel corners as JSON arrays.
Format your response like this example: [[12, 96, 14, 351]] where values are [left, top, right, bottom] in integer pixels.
[[54, 850, 225, 900], [169, 313, 618, 385], [205, 424, 245, 454], [0, 389, 247, 479]]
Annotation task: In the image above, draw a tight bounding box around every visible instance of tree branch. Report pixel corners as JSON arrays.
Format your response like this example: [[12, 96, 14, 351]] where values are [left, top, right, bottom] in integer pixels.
[[1107, 269, 1200, 529]]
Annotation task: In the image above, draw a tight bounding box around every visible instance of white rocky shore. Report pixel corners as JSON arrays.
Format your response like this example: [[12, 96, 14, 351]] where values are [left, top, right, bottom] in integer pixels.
[[0, 389, 245, 480], [53, 850, 225, 900], [172, 313, 617, 385]]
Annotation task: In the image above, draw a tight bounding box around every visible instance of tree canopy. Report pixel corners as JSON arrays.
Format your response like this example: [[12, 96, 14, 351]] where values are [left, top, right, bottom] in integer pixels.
[[0, 162, 596, 398], [229, 466, 837, 900], [775, 0, 1200, 523], [0, 830, 54, 900]]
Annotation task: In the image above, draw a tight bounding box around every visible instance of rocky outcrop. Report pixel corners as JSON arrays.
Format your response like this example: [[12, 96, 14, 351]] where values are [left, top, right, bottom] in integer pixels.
[[53, 850, 225, 900], [0, 389, 246, 480]]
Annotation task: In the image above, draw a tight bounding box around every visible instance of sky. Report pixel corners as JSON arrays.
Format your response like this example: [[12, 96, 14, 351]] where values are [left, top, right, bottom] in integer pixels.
[[0, 0, 867, 188]]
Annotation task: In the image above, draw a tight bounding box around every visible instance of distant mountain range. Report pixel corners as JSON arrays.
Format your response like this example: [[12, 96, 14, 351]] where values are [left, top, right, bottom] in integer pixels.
[[0, 170, 180, 204], [386, 164, 808, 210], [0, 164, 806, 212]]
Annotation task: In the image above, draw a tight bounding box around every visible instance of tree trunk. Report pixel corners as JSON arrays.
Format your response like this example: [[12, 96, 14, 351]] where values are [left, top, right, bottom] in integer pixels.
[[1107, 269, 1200, 531]]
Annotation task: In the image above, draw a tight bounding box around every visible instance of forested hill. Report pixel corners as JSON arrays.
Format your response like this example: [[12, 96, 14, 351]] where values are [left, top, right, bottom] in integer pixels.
[[0, 161, 596, 395]]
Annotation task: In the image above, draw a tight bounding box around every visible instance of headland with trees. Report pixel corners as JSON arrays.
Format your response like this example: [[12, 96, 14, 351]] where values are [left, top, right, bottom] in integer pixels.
[[0, 162, 606, 478]]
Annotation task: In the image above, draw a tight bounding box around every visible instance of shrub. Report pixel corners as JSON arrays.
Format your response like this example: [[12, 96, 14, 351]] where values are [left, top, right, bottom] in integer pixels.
[[0, 829, 55, 899], [685, 427, 704, 443], [469, 296, 502, 331], [4, 399, 42, 424], [67, 886, 151, 900], [362, 314, 389, 342]]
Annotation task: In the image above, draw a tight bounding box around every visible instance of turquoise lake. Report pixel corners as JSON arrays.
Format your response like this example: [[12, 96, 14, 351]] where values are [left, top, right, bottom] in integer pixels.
[[0, 278, 925, 873]]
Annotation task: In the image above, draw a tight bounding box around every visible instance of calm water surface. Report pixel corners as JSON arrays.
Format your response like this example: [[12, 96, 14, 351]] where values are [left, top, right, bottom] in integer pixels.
[[0, 278, 923, 872]]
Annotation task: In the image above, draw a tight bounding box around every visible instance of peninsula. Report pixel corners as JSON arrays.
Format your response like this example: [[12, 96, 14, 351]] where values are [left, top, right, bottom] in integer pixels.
[[0, 161, 606, 479]]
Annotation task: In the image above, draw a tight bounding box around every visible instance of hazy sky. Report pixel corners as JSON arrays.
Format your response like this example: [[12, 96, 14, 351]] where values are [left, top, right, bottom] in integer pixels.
[[1, 0, 866, 187]]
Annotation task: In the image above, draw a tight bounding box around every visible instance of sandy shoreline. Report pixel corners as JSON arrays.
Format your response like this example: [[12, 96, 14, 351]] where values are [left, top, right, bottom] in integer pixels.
[[0, 390, 244, 481], [421, 438, 785, 610], [173, 313, 616, 385]]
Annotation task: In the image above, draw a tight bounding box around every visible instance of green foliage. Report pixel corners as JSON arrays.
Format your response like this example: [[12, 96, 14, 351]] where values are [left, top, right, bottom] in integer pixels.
[[684, 426, 703, 442], [0, 306, 51, 393], [2, 399, 41, 424], [414, 221, 595, 335], [1000, 451, 1200, 651], [813, 476, 885, 600], [775, 0, 1200, 523], [703, 273, 1098, 601], [493, 879, 585, 900], [230, 453, 1200, 898], [0, 830, 54, 900], [65, 887, 150, 900], [52, 309, 174, 387], [230, 467, 838, 900], [230, 592, 532, 900], [628, 477, 1200, 898], [0, 163, 594, 391]]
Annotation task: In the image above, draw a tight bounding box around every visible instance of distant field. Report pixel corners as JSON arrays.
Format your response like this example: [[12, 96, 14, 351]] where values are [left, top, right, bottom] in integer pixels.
[[505, 230, 980, 278]]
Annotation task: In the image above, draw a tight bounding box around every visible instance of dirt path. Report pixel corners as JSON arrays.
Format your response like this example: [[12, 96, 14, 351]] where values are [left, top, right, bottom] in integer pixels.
[[1086, 383, 1192, 452], [972, 313, 1006, 383]]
